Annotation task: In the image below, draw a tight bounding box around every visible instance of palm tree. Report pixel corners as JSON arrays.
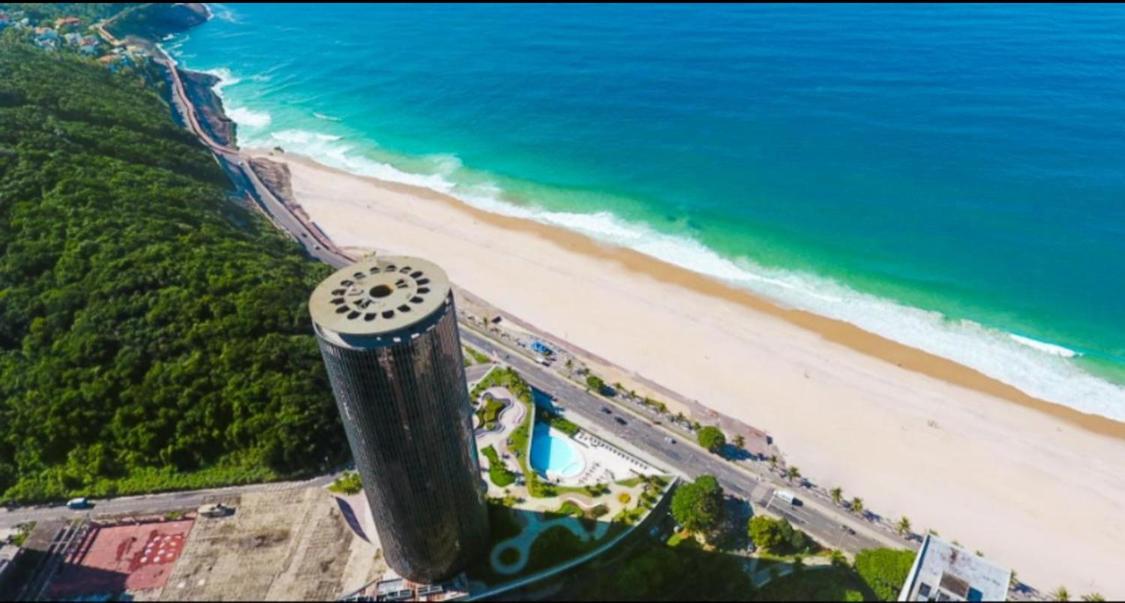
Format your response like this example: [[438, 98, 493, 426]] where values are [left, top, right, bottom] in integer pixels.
[[768, 455, 778, 470], [830, 487, 843, 506], [732, 434, 746, 449], [851, 497, 864, 516], [896, 516, 911, 536], [1080, 594, 1105, 602], [1050, 586, 1070, 602], [786, 466, 801, 482]]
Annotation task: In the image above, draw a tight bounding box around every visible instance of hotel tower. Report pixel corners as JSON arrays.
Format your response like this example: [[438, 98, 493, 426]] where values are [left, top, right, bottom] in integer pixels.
[[309, 255, 489, 583]]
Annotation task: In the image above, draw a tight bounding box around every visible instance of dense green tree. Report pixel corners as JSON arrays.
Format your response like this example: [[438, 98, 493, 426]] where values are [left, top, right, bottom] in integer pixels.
[[747, 515, 813, 555], [748, 515, 783, 550], [0, 41, 344, 502], [671, 474, 724, 536], [697, 425, 726, 453]]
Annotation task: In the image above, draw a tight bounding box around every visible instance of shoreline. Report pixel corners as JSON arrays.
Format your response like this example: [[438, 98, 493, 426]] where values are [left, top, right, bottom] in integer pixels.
[[269, 150, 1125, 441], [250, 148, 1125, 593]]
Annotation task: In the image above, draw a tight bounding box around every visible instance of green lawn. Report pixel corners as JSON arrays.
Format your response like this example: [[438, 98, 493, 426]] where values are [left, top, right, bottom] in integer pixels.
[[481, 445, 517, 487]]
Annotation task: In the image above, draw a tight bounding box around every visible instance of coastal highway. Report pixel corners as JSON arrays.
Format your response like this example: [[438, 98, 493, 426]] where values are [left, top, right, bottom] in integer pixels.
[[0, 474, 340, 530], [147, 43, 354, 270], [458, 327, 900, 555]]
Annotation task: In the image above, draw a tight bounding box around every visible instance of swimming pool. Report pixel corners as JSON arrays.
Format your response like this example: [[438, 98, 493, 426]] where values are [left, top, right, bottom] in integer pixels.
[[530, 421, 585, 479]]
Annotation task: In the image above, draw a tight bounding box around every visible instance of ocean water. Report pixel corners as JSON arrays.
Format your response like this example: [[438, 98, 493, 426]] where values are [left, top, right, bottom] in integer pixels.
[[169, 4, 1125, 419]]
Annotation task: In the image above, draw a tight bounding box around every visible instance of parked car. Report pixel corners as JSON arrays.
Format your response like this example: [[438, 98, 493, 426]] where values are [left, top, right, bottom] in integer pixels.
[[198, 503, 234, 518], [601, 407, 612, 414], [66, 497, 91, 510], [614, 417, 627, 426]]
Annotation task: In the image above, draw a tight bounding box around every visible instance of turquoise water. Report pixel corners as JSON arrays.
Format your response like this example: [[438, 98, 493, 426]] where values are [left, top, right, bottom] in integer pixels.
[[530, 422, 583, 479], [170, 4, 1125, 418]]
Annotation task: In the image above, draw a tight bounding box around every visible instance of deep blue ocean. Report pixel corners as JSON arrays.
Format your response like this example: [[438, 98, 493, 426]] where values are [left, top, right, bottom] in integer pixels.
[[169, 3, 1125, 419]]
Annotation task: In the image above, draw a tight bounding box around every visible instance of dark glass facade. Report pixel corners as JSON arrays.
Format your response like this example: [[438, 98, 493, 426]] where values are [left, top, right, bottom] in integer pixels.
[[314, 291, 489, 583]]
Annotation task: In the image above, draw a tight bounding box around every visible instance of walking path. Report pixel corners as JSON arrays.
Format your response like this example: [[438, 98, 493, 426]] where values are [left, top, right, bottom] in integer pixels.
[[489, 514, 610, 575]]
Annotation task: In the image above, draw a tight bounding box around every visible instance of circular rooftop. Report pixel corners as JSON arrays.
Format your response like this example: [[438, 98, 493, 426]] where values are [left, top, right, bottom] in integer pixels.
[[309, 255, 452, 337]]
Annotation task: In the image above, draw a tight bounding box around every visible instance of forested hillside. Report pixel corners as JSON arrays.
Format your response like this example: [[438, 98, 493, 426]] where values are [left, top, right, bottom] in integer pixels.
[[0, 41, 343, 502]]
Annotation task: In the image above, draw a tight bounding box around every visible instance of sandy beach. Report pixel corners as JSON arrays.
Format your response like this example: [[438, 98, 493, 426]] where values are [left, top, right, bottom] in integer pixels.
[[258, 149, 1125, 595]]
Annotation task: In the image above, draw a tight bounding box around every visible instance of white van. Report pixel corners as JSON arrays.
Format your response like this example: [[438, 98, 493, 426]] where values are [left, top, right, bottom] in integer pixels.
[[776, 490, 799, 505]]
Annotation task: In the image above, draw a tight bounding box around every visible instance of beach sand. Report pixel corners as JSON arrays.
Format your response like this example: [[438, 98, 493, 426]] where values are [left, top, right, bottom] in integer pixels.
[[261, 150, 1125, 596]]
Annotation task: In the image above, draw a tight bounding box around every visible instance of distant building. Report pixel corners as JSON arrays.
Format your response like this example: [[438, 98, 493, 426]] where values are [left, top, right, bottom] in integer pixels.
[[309, 255, 489, 583], [898, 534, 1011, 602], [33, 28, 59, 50], [54, 16, 81, 29], [78, 37, 100, 55]]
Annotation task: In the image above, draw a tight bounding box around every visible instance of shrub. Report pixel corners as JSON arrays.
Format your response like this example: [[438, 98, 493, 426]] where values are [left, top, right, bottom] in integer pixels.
[[586, 374, 607, 394], [328, 471, 363, 495]]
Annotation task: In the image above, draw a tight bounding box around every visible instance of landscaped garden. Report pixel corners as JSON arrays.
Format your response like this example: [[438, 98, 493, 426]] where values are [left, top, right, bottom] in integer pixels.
[[467, 366, 679, 593], [476, 395, 508, 430]]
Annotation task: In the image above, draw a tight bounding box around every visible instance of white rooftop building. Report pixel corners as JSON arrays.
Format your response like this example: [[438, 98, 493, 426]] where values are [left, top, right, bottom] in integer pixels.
[[898, 535, 1011, 602]]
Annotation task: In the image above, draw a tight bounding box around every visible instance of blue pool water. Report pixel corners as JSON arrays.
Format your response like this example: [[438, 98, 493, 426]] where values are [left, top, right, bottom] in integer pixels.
[[530, 422, 584, 479], [169, 5, 1125, 418]]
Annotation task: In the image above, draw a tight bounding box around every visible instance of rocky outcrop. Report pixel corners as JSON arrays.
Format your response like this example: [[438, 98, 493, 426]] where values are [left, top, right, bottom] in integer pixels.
[[107, 3, 211, 41]]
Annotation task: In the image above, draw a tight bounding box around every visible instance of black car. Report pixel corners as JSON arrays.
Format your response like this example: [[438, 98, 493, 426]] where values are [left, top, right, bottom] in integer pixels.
[[601, 407, 612, 414], [614, 417, 627, 426]]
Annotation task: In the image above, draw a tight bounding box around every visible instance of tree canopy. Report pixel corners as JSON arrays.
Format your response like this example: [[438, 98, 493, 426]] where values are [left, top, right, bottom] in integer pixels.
[[747, 515, 814, 555], [697, 425, 726, 453], [671, 474, 724, 535], [853, 548, 917, 601], [0, 41, 343, 502]]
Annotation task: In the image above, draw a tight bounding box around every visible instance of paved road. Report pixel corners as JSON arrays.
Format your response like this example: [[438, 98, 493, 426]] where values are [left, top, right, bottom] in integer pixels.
[[460, 326, 899, 555], [0, 474, 337, 529], [151, 45, 353, 270]]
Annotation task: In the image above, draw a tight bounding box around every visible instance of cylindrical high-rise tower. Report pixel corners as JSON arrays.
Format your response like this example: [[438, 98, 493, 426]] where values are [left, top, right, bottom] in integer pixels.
[[309, 255, 489, 583]]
